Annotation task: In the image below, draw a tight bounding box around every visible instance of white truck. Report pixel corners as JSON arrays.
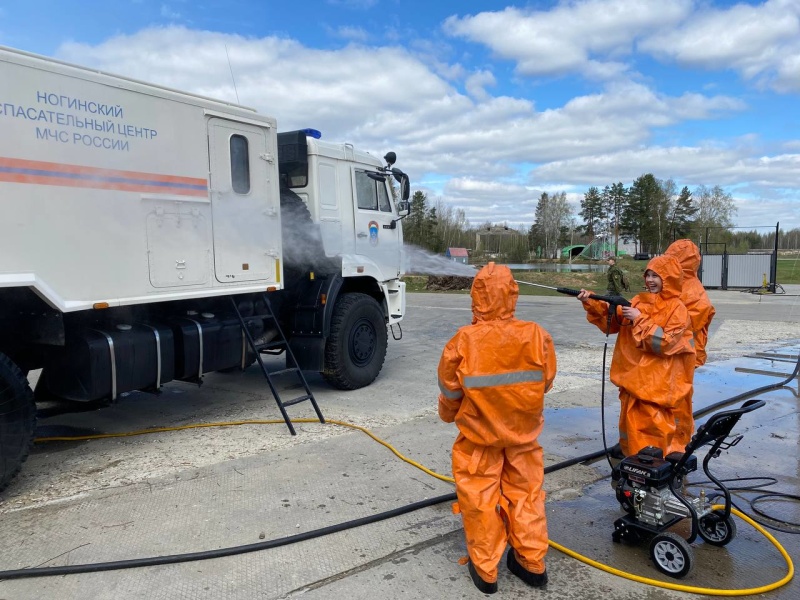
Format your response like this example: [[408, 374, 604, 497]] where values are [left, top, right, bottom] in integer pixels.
[[0, 46, 410, 491]]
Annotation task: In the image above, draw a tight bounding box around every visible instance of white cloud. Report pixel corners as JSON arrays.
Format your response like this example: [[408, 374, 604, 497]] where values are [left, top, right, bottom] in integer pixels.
[[443, 0, 692, 79], [639, 0, 800, 92], [332, 26, 370, 43], [56, 26, 453, 143], [444, 1, 800, 93], [530, 146, 800, 190], [464, 70, 496, 101], [732, 196, 800, 231]]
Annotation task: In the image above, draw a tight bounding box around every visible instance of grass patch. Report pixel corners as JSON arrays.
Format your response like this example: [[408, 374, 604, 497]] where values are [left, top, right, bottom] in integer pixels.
[[403, 256, 800, 296], [777, 258, 800, 284]]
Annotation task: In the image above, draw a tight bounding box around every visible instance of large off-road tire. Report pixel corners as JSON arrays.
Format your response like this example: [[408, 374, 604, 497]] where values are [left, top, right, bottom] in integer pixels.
[[0, 352, 36, 492], [322, 293, 388, 390]]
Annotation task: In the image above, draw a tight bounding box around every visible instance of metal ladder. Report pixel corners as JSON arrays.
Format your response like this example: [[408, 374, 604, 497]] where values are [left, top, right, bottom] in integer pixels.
[[229, 295, 325, 435]]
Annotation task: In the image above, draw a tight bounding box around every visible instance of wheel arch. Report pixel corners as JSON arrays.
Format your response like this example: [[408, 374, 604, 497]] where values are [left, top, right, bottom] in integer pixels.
[[336, 276, 387, 319], [0, 286, 65, 371]]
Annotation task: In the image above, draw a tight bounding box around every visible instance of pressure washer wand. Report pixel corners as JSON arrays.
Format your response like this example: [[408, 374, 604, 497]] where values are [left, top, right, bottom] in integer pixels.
[[515, 280, 631, 307]]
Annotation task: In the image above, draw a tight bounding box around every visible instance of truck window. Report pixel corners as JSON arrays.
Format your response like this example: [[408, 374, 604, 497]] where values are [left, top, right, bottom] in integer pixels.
[[230, 134, 251, 194], [355, 170, 392, 212], [377, 180, 392, 213]]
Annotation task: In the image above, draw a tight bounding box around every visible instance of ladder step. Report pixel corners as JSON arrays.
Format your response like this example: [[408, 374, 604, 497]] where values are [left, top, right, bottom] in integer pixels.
[[281, 395, 312, 407], [250, 313, 277, 320], [259, 349, 285, 357], [269, 367, 300, 377], [257, 341, 286, 350]]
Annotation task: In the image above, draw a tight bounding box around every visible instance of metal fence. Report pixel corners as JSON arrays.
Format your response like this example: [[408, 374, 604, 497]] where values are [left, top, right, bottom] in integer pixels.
[[700, 244, 776, 290]]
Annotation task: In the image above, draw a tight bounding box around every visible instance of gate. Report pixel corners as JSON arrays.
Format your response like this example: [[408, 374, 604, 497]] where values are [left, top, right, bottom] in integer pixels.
[[700, 244, 777, 291]]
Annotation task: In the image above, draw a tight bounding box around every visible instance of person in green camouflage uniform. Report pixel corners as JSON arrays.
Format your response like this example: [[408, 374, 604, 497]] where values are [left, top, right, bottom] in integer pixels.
[[606, 257, 624, 295]]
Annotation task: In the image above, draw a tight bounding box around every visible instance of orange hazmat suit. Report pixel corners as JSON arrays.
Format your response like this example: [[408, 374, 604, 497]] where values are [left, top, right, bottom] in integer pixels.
[[665, 239, 716, 452], [665, 240, 715, 367], [582, 255, 695, 457], [437, 263, 556, 586]]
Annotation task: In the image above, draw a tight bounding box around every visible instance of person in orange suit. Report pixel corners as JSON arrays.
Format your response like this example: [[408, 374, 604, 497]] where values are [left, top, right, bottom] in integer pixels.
[[665, 239, 716, 453], [437, 263, 556, 594], [577, 254, 695, 458]]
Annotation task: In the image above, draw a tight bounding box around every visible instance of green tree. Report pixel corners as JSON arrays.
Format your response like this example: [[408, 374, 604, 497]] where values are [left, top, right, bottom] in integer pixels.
[[426, 206, 444, 253], [530, 192, 549, 252], [622, 174, 662, 253], [579, 186, 604, 237], [669, 186, 697, 239], [604, 182, 628, 255], [404, 191, 428, 247], [653, 178, 676, 253]]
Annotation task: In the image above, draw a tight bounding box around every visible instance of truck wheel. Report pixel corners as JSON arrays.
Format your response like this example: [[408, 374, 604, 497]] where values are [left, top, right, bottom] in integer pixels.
[[0, 352, 36, 492], [323, 293, 387, 390]]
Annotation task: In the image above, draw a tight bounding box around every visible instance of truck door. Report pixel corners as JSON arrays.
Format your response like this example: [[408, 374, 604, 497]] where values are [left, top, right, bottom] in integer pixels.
[[352, 169, 401, 280], [208, 118, 280, 283]]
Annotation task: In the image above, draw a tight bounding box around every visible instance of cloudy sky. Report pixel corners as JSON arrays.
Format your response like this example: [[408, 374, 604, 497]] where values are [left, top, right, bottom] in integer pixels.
[[2, 0, 799, 232]]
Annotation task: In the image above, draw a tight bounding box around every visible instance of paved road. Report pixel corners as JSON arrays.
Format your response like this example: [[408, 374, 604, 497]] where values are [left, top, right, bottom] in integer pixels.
[[0, 289, 798, 599]]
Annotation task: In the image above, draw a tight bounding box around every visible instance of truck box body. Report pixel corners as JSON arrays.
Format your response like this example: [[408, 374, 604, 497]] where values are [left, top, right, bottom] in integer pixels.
[[0, 47, 282, 312]]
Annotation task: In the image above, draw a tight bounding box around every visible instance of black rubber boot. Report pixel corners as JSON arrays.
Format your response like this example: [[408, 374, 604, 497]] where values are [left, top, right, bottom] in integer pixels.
[[507, 550, 547, 587], [468, 561, 497, 594]]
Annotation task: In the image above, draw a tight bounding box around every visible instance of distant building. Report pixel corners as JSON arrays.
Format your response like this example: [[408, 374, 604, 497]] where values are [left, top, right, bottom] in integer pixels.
[[561, 245, 586, 259], [446, 247, 469, 264], [578, 236, 637, 259], [475, 225, 523, 253]]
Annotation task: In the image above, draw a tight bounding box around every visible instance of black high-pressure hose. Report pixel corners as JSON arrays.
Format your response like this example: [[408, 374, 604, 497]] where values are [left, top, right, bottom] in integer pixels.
[[2, 309, 798, 581], [0, 455, 585, 581]]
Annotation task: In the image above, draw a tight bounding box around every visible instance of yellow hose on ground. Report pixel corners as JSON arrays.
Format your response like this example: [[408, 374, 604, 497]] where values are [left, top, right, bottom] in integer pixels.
[[35, 418, 793, 595]]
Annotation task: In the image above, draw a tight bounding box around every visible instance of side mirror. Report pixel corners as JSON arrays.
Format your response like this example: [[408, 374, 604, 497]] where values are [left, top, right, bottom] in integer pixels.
[[398, 200, 410, 216], [392, 168, 410, 202]]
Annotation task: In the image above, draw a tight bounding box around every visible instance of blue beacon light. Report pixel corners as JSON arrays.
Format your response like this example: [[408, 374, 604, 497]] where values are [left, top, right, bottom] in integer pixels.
[[302, 128, 322, 139]]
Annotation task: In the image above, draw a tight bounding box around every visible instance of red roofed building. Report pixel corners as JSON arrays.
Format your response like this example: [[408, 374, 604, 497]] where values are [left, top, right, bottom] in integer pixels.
[[446, 247, 469, 264]]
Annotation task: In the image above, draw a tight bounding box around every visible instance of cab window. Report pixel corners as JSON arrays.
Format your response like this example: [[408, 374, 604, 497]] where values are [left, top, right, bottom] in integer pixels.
[[355, 171, 392, 212]]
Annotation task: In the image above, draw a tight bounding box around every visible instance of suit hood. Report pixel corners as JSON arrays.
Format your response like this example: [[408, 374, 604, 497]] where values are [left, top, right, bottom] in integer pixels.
[[665, 239, 701, 279], [645, 255, 683, 300], [471, 262, 518, 322]]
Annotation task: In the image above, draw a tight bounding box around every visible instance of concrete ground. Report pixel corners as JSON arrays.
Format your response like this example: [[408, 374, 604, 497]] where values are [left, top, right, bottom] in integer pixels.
[[0, 287, 799, 599]]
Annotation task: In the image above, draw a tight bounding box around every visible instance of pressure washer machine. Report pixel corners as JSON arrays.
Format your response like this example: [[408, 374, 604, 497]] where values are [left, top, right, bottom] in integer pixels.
[[611, 399, 765, 578]]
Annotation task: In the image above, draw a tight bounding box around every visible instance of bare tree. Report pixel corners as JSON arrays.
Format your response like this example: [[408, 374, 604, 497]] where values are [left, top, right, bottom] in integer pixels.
[[692, 185, 737, 245], [532, 191, 573, 258]]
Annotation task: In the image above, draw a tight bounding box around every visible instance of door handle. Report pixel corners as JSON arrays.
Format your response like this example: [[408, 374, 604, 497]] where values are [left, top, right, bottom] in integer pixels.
[[357, 232, 368, 238]]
